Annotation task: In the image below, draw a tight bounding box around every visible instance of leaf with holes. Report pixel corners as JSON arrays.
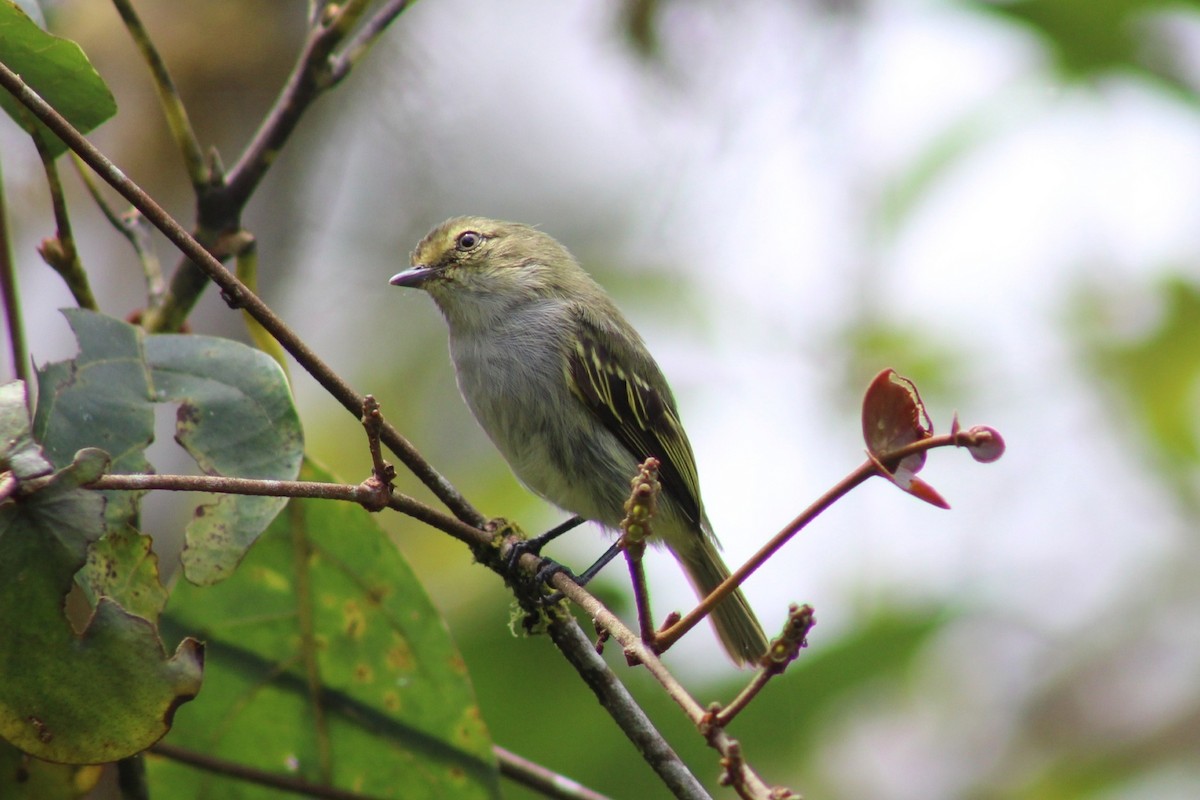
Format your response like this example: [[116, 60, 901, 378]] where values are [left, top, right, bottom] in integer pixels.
[[0, 447, 203, 763], [144, 334, 304, 584], [34, 310, 304, 586]]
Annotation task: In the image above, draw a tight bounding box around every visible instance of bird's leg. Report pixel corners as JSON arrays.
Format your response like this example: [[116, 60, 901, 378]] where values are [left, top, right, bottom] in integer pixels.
[[564, 541, 623, 585], [537, 537, 628, 587], [505, 514, 586, 575]]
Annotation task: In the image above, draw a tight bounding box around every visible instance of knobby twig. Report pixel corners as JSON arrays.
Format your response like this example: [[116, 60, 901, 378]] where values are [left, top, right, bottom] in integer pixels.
[[360, 394, 395, 486], [711, 605, 815, 729], [620, 458, 659, 650], [0, 62, 484, 529]]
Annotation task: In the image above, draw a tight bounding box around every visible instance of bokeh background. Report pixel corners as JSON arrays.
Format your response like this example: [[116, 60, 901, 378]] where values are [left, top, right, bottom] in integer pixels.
[[5, 1, 1200, 797]]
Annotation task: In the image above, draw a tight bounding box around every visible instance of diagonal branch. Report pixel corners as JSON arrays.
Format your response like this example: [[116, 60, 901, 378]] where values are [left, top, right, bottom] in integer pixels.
[[0, 62, 484, 529], [223, 0, 401, 212], [111, 0, 208, 189], [143, 0, 414, 333], [495, 745, 615, 800]]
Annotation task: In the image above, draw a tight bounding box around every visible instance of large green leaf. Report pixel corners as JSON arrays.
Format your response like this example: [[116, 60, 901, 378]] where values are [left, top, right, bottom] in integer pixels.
[[144, 333, 304, 584], [152, 459, 500, 800], [33, 310, 305, 585], [33, 309, 154, 529], [0, 0, 117, 157], [0, 380, 52, 479], [0, 444, 203, 763]]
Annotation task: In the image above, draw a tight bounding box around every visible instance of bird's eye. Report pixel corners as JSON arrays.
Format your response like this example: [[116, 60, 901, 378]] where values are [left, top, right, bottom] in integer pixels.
[[455, 231, 482, 251]]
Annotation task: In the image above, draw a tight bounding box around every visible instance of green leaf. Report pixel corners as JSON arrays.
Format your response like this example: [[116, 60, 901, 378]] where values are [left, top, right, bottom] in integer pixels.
[[0, 0, 117, 158], [0, 380, 52, 480], [77, 523, 169, 621], [33, 309, 154, 529], [0, 449, 203, 764], [153, 459, 500, 800], [33, 310, 305, 584], [144, 334, 304, 585]]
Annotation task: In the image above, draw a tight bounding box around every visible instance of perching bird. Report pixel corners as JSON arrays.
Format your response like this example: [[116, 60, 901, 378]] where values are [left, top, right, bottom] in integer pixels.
[[391, 217, 768, 665]]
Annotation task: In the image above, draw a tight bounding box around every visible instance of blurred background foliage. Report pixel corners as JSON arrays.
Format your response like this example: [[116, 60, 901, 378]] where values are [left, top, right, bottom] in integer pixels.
[[5, 0, 1200, 797]]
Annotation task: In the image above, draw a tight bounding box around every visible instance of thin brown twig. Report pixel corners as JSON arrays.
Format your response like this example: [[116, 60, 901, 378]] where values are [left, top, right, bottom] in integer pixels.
[[654, 427, 1002, 654], [222, 0, 390, 213], [495, 745, 615, 800], [90, 472, 366, 500], [712, 604, 815, 729], [0, 62, 484, 528], [71, 156, 165, 306], [655, 431, 982, 652], [656, 460, 875, 652], [83, 471, 480, 546], [330, 0, 414, 79], [148, 742, 387, 800], [543, 569, 777, 799], [542, 616, 713, 800]]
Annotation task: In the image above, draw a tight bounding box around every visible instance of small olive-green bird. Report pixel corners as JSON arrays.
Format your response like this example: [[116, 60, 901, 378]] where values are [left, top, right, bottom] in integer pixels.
[[391, 216, 768, 665]]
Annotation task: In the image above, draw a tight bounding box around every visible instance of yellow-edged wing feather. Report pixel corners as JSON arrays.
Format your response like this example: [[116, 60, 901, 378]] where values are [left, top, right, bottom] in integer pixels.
[[565, 314, 705, 529]]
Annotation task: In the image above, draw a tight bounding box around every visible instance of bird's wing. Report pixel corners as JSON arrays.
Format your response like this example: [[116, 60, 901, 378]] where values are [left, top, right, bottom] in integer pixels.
[[565, 313, 705, 529]]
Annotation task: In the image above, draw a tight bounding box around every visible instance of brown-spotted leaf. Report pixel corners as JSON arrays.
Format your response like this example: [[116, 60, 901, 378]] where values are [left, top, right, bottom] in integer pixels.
[[0, 449, 203, 764]]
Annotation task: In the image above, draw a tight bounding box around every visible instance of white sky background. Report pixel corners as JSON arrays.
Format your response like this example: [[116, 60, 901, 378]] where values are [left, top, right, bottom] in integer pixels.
[[283, 1, 1198, 636], [279, 2, 1200, 796]]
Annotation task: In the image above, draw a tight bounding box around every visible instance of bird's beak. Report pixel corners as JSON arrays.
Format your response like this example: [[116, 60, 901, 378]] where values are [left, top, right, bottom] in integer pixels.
[[389, 264, 435, 288]]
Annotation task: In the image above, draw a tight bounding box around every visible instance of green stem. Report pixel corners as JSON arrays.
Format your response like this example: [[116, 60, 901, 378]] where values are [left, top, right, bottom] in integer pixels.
[[0, 158, 32, 394], [111, 0, 208, 189], [72, 155, 165, 309], [31, 126, 97, 310]]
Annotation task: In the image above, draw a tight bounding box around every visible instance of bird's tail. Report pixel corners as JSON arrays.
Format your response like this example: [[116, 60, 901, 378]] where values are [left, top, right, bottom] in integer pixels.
[[676, 535, 768, 666]]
